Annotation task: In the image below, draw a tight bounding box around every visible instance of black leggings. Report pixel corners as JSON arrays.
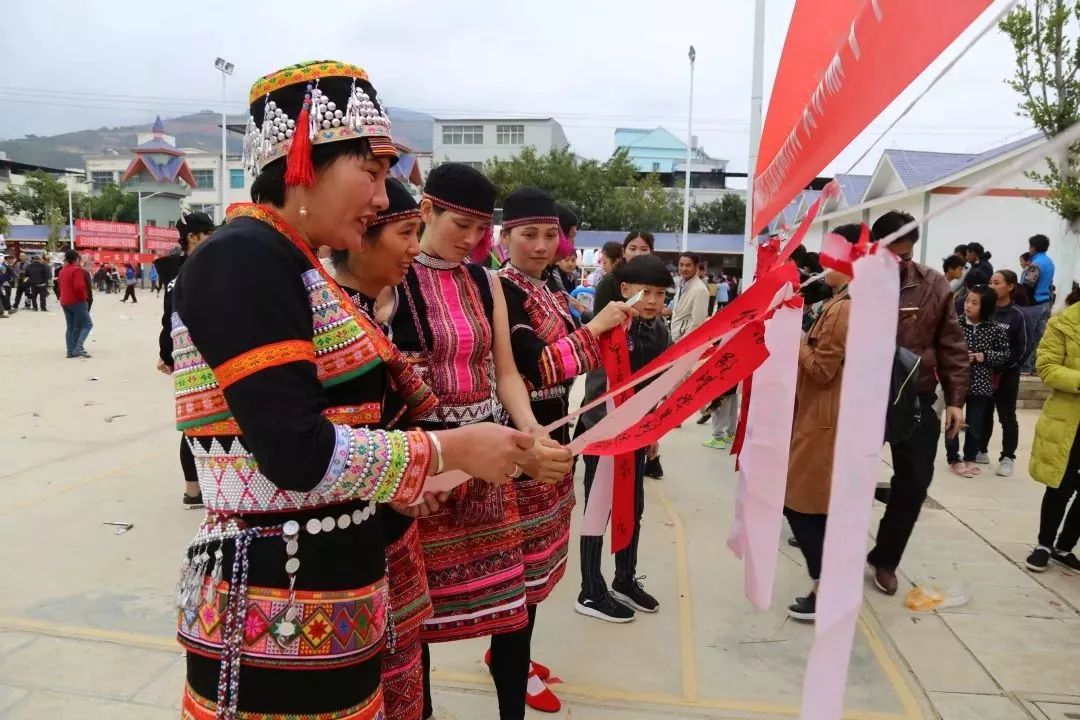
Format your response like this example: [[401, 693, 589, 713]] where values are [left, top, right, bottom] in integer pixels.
[[422, 605, 537, 720], [122, 284, 137, 302], [784, 507, 827, 581], [180, 435, 197, 487], [981, 368, 1021, 460], [1039, 427, 1080, 553]]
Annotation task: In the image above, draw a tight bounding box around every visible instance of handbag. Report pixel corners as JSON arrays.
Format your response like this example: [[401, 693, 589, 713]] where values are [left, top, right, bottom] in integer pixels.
[[885, 346, 922, 444]]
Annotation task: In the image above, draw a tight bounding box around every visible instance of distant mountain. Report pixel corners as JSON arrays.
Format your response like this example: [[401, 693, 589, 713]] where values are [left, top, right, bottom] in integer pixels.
[[0, 108, 434, 170]]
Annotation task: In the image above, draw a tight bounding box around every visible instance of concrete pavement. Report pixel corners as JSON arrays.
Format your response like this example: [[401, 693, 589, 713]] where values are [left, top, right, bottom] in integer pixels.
[[0, 295, 1076, 719]]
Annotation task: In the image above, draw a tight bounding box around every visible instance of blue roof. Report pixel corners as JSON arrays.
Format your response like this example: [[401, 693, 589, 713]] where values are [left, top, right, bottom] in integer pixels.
[[882, 133, 1042, 189], [575, 230, 745, 254], [5, 224, 71, 240], [835, 173, 871, 205]]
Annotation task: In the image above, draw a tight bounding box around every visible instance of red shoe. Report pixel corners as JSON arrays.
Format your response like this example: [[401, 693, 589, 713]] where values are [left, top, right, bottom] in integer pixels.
[[482, 649, 551, 681], [526, 671, 561, 713]]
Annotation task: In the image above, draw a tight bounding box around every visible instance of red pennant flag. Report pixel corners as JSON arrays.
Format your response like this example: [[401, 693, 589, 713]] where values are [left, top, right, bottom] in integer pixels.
[[597, 326, 637, 553], [751, 0, 994, 234]]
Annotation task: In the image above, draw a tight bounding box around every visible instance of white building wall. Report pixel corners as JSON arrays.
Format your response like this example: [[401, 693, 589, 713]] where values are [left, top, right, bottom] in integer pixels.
[[431, 120, 568, 165], [927, 192, 1061, 276]]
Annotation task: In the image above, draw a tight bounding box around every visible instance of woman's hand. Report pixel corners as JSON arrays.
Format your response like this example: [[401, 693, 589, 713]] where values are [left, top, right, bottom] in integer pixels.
[[518, 436, 573, 485], [391, 492, 448, 518], [436, 423, 536, 486], [156, 359, 172, 375], [586, 301, 636, 337]]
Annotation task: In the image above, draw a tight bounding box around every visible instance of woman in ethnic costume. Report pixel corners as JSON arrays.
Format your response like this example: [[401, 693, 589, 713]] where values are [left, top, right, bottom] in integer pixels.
[[388, 163, 573, 720], [328, 177, 432, 720], [493, 187, 633, 712], [171, 60, 537, 720]]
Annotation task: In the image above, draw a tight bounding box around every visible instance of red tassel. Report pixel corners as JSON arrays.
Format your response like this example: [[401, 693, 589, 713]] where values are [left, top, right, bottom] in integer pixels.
[[284, 96, 315, 187]]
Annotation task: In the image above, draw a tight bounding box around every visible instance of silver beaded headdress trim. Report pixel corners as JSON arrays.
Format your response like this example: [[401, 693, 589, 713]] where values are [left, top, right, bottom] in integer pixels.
[[242, 79, 394, 175]]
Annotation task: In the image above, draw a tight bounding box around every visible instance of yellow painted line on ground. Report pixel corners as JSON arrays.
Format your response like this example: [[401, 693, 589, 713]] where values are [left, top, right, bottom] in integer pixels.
[[1, 615, 912, 720], [856, 613, 925, 720], [0, 451, 164, 517], [435, 669, 907, 720], [647, 478, 699, 701], [0, 615, 179, 653]]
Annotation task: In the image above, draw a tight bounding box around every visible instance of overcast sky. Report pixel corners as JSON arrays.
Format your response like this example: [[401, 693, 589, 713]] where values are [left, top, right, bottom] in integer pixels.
[[1, 0, 1030, 181]]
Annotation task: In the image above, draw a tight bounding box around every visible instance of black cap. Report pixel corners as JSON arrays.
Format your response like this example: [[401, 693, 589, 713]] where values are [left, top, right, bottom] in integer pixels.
[[184, 212, 215, 236], [501, 187, 558, 228], [422, 163, 496, 219], [616, 254, 673, 288], [557, 204, 579, 235], [371, 178, 420, 227]]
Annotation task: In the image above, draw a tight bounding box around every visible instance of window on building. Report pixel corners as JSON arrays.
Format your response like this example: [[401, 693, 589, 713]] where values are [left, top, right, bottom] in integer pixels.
[[229, 168, 245, 189], [193, 169, 215, 189], [652, 162, 661, 172], [496, 124, 525, 145], [441, 124, 484, 145], [90, 171, 114, 191], [189, 203, 217, 215]]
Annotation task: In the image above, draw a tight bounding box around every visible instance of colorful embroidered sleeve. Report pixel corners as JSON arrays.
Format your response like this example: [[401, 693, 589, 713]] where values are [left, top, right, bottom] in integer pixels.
[[502, 280, 602, 390], [173, 218, 431, 497]]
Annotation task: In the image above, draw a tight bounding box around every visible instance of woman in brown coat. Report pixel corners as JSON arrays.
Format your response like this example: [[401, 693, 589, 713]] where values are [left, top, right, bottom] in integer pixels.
[[784, 223, 862, 622]]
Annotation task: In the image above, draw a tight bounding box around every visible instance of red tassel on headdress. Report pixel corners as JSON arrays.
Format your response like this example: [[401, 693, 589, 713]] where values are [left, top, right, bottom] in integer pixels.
[[284, 92, 315, 187]]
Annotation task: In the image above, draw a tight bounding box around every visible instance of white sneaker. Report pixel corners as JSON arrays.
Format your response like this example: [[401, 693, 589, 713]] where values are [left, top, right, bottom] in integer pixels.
[[974, 452, 991, 465], [996, 458, 1014, 477]]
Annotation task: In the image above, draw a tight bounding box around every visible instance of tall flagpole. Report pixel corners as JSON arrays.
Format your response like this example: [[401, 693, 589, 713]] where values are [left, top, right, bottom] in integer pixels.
[[741, 0, 766, 287], [681, 45, 696, 253]]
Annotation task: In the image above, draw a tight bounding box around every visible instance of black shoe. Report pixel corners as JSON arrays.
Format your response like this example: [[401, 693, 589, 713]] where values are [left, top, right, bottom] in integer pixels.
[[1026, 547, 1051, 572], [574, 592, 635, 623], [611, 577, 659, 613], [182, 493, 204, 510], [644, 457, 664, 479], [788, 536, 800, 548], [696, 412, 711, 425], [1052, 550, 1080, 573], [787, 592, 816, 622]]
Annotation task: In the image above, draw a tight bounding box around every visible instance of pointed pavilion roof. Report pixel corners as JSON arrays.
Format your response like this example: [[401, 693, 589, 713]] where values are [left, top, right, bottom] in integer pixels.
[[121, 116, 195, 187]]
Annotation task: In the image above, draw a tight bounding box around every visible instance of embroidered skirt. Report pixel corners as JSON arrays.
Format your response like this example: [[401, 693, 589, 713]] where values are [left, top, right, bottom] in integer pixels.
[[182, 684, 385, 719], [416, 481, 528, 643], [516, 471, 575, 605], [381, 521, 433, 720]]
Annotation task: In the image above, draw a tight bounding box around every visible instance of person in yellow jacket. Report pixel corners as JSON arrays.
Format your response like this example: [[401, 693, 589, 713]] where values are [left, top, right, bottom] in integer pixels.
[[1026, 287, 1080, 573]]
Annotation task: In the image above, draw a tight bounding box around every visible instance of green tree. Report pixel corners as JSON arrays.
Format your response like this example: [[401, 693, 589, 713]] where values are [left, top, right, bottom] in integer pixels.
[[483, 147, 680, 231], [0, 170, 73, 224], [1001, 1, 1080, 285], [44, 205, 64, 253], [86, 183, 139, 223], [686, 194, 747, 234], [0, 206, 9, 237]]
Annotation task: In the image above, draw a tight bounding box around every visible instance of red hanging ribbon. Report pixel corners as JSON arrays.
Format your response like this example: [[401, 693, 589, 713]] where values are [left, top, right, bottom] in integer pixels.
[[585, 321, 769, 457], [597, 325, 637, 553]]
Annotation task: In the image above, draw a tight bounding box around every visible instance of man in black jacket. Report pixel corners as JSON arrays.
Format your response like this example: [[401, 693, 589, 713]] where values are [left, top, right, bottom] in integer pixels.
[[965, 243, 994, 287], [25, 256, 51, 311], [156, 211, 216, 509]]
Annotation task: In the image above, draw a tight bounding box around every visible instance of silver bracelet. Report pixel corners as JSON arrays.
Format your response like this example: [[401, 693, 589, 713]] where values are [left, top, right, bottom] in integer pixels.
[[426, 431, 445, 475]]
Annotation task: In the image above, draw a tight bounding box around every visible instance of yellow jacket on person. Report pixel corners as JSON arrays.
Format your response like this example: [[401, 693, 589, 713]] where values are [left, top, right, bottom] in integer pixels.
[[1030, 301, 1080, 488]]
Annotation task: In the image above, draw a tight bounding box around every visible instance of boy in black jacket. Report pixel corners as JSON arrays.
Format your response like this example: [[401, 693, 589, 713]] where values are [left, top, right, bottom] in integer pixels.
[[574, 254, 672, 624]]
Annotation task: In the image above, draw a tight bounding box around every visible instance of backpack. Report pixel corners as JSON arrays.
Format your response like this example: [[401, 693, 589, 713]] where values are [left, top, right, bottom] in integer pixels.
[[885, 346, 922, 444]]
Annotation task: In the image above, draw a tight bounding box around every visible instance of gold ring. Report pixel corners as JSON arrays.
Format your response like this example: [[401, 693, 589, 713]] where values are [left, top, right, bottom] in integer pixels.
[[508, 464, 522, 479]]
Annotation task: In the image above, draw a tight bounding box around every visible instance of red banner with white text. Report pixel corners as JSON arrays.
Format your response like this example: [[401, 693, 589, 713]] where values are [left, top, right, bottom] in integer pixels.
[[751, 0, 993, 234]]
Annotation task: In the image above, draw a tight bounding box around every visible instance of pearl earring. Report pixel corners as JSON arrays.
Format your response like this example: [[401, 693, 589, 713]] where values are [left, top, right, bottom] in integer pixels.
[[299, 206, 308, 217]]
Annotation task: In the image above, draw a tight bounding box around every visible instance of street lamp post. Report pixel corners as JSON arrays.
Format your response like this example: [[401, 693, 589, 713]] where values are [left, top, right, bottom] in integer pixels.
[[214, 58, 235, 225], [681, 45, 696, 253], [137, 190, 166, 288], [67, 184, 75, 250], [741, 0, 766, 286]]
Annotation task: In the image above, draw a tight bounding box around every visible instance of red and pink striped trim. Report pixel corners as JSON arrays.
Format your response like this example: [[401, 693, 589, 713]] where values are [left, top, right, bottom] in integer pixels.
[[422, 193, 493, 221]]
